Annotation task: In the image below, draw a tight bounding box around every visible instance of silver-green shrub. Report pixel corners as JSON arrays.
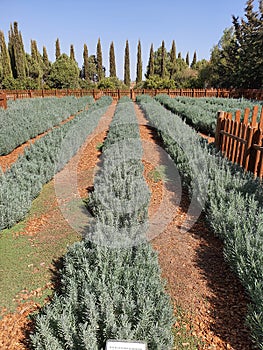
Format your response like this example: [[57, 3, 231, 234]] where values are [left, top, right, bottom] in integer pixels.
[[0, 96, 112, 230], [0, 96, 94, 155], [137, 94, 263, 349]]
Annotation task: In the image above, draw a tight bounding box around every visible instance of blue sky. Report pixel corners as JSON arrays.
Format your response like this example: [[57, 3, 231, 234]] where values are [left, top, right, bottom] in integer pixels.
[[0, 0, 245, 81]]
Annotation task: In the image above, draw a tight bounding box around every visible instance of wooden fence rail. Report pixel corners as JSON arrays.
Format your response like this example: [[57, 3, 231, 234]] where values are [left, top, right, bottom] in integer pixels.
[[1, 88, 263, 103], [215, 105, 263, 178]]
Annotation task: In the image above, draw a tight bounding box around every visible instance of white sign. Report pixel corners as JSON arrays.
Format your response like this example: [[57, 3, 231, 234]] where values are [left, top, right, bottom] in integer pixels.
[[106, 339, 147, 350]]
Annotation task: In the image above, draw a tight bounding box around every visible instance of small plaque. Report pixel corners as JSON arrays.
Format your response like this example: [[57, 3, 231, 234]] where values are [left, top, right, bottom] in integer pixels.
[[106, 339, 147, 350]]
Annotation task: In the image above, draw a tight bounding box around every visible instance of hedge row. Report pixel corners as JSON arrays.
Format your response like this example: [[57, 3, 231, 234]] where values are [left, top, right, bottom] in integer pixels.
[[30, 97, 175, 350], [0, 96, 112, 230], [0, 96, 94, 155], [155, 94, 262, 136], [137, 94, 263, 349]]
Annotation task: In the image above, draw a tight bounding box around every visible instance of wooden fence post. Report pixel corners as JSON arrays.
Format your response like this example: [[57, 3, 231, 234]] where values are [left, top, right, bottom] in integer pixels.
[[0, 93, 7, 109], [215, 111, 225, 150]]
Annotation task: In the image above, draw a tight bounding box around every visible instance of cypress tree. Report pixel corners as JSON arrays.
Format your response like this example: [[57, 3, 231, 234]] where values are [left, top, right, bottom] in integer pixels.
[[124, 39, 130, 87], [42, 46, 49, 67], [55, 38, 61, 60], [42, 46, 51, 81], [83, 43, 89, 80], [109, 41, 116, 78], [145, 43, 154, 78], [31, 40, 43, 65], [8, 22, 27, 78], [169, 40, 177, 78], [178, 52, 182, 59], [170, 40, 176, 63], [186, 52, 190, 66], [191, 51, 197, 68], [0, 30, 12, 79], [96, 38, 103, 81], [70, 44, 76, 61], [160, 40, 166, 78], [29, 39, 44, 87], [136, 39, 142, 84]]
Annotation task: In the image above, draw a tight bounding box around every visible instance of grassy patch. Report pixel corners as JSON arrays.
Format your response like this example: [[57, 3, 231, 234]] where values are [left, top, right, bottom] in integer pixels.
[[173, 307, 204, 349], [0, 181, 81, 316], [96, 141, 104, 151], [148, 165, 167, 183]]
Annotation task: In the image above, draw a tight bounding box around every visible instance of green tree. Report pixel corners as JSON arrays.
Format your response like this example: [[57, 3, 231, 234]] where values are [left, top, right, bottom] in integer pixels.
[[185, 52, 190, 66], [97, 76, 126, 89], [232, 0, 263, 87], [47, 53, 80, 89], [82, 43, 89, 80], [136, 40, 142, 84], [96, 38, 104, 81], [160, 40, 166, 78], [190, 51, 197, 68], [55, 38, 61, 60], [143, 75, 176, 89], [8, 22, 27, 79], [109, 41, 116, 78], [124, 39, 130, 87], [189, 59, 211, 88], [172, 57, 193, 88], [42, 46, 51, 84], [87, 55, 98, 82], [145, 43, 154, 78], [70, 44, 76, 62], [28, 40, 43, 88], [153, 42, 169, 78], [169, 40, 177, 78], [0, 30, 12, 80], [209, 27, 239, 87]]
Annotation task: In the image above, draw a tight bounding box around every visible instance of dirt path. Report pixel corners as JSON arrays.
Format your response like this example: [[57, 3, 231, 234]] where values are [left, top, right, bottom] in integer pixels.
[[0, 102, 116, 350], [134, 102, 253, 349]]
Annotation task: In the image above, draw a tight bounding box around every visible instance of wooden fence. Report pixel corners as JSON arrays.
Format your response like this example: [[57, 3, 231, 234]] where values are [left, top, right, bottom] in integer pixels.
[[215, 105, 263, 178], [0, 92, 7, 109], [1, 88, 263, 102]]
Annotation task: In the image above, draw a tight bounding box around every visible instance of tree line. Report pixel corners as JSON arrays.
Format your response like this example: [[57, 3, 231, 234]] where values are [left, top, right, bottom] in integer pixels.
[[0, 0, 262, 90]]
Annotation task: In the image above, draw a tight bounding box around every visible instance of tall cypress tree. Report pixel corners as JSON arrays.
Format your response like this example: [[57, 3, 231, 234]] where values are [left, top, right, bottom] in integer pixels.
[[169, 40, 177, 78], [0, 30, 12, 79], [96, 38, 103, 81], [160, 40, 166, 78], [136, 40, 142, 84], [185, 52, 190, 66], [29, 39, 43, 87], [42, 46, 51, 81], [70, 44, 76, 61], [8, 22, 27, 78], [124, 40, 130, 87], [83, 43, 89, 80], [55, 38, 61, 60], [31, 40, 42, 65], [191, 51, 197, 68], [43, 46, 49, 67], [145, 43, 154, 78], [109, 41, 116, 78]]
